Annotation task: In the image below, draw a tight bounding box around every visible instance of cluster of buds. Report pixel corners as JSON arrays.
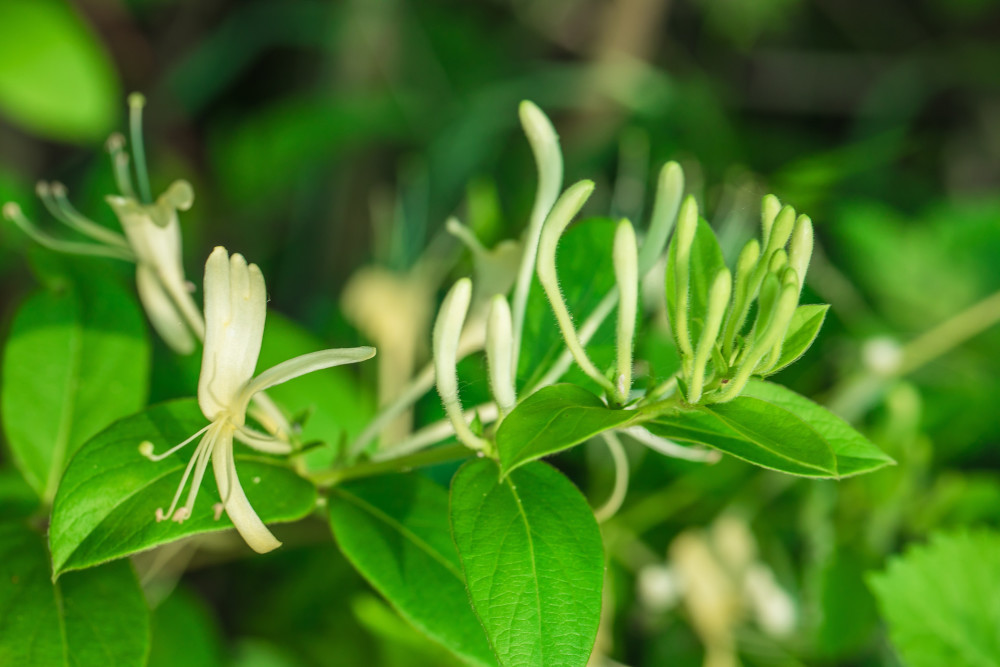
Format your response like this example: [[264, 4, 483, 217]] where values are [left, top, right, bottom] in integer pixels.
[[670, 194, 815, 405]]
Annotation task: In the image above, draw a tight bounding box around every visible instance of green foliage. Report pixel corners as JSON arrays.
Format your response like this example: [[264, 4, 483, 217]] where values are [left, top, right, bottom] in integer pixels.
[[766, 304, 829, 375], [665, 216, 726, 349], [496, 384, 637, 476], [1, 267, 149, 501], [328, 473, 496, 667], [0, 522, 149, 666], [869, 530, 1000, 667], [49, 400, 317, 577], [450, 459, 604, 667], [147, 588, 224, 667], [0, 0, 120, 141]]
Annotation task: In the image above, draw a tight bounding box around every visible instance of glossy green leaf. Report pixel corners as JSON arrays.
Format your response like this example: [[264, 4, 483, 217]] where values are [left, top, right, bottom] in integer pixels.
[[329, 473, 496, 667], [258, 312, 376, 470], [765, 304, 829, 375], [0, 0, 120, 141], [496, 384, 637, 476], [49, 399, 317, 577], [2, 272, 149, 502], [644, 396, 838, 477], [517, 218, 617, 390], [741, 380, 894, 476], [0, 521, 149, 666], [868, 530, 1000, 667], [450, 459, 603, 667], [665, 217, 726, 348]]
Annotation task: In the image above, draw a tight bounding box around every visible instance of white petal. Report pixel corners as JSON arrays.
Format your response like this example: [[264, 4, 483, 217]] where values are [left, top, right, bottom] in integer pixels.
[[199, 247, 267, 420], [237, 347, 375, 413], [235, 424, 293, 454], [212, 427, 281, 553], [136, 264, 196, 355]]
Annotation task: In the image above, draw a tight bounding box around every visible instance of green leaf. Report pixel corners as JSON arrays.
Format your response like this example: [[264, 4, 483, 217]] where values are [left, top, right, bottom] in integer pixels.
[[0, 0, 120, 141], [741, 380, 894, 476], [0, 467, 40, 521], [868, 530, 1000, 667], [665, 216, 726, 348], [496, 384, 637, 476], [258, 312, 376, 470], [765, 304, 829, 375], [449, 459, 604, 667], [517, 218, 617, 391], [0, 521, 149, 666], [329, 473, 496, 667], [49, 399, 317, 577], [2, 272, 149, 502], [644, 397, 838, 477]]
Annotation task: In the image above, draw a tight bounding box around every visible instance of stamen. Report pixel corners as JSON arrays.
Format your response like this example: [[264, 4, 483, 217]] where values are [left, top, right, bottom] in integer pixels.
[[141, 423, 212, 461], [106, 132, 138, 199], [159, 427, 215, 523], [47, 182, 131, 249], [213, 503, 225, 521], [175, 428, 217, 523], [128, 92, 153, 204], [446, 217, 486, 255], [3, 202, 133, 261]]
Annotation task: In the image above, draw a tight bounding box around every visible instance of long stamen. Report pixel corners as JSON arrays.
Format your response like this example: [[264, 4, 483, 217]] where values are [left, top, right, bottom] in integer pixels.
[[174, 427, 218, 522], [128, 93, 153, 204], [157, 430, 213, 522], [106, 133, 137, 199], [140, 423, 212, 462], [43, 182, 131, 249], [3, 202, 134, 261]]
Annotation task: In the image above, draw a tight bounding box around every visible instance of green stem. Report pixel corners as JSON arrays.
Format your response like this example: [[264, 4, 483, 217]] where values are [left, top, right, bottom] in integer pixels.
[[311, 443, 471, 487], [897, 289, 1000, 376]]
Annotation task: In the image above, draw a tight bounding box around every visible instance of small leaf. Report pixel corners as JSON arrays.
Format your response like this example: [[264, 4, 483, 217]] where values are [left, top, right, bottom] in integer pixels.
[[450, 459, 603, 667], [49, 399, 317, 577], [0, 0, 120, 141], [766, 304, 829, 375], [329, 473, 496, 667], [644, 397, 838, 477], [868, 530, 1000, 667], [2, 271, 149, 502], [0, 521, 149, 666], [496, 384, 637, 476], [741, 380, 894, 476], [665, 216, 726, 348]]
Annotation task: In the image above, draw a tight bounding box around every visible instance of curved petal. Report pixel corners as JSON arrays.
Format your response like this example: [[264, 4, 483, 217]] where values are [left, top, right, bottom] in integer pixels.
[[235, 424, 293, 455], [237, 347, 375, 414], [211, 427, 281, 553], [136, 263, 196, 355], [199, 247, 267, 420]]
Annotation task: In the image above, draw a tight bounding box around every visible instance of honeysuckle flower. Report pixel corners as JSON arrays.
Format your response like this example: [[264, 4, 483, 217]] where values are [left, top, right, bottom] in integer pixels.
[[1, 93, 204, 354], [143, 247, 375, 553]]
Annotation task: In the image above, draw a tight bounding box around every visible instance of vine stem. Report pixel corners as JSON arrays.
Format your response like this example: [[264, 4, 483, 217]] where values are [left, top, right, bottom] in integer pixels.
[[896, 288, 1000, 376], [310, 443, 471, 487]]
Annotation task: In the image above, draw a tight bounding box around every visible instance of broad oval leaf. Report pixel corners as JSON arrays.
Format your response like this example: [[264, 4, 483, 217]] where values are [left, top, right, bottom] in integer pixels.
[[2, 273, 149, 502], [869, 530, 1000, 667], [665, 216, 726, 349], [329, 473, 496, 667], [0, 0, 120, 141], [644, 396, 838, 477], [50, 399, 317, 577], [766, 304, 829, 375], [0, 522, 149, 666], [496, 384, 637, 476], [741, 380, 894, 476], [450, 459, 604, 667]]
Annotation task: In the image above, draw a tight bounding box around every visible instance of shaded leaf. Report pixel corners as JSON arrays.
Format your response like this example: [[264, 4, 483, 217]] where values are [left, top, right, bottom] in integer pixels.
[[0, 521, 149, 666], [450, 459, 603, 667], [329, 473, 495, 667], [50, 399, 317, 577]]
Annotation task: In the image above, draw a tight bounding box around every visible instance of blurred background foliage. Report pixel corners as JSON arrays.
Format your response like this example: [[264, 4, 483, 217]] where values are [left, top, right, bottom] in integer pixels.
[[1, 0, 999, 665]]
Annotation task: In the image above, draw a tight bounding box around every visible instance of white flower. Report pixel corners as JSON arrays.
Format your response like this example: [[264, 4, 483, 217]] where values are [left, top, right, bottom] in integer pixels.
[[143, 247, 375, 552]]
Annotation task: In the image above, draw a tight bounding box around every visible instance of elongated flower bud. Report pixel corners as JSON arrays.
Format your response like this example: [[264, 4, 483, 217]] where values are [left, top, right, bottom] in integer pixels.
[[768, 248, 788, 275], [638, 161, 684, 273], [787, 214, 813, 295], [722, 238, 761, 357], [761, 195, 781, 247], [433, 278, 490, 451], [765, 205, 796, 256], [486, 295, 517, 416], [687, 267, 732, 404], [671, 196, 699, 361], [613, 219, 639, 403]]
